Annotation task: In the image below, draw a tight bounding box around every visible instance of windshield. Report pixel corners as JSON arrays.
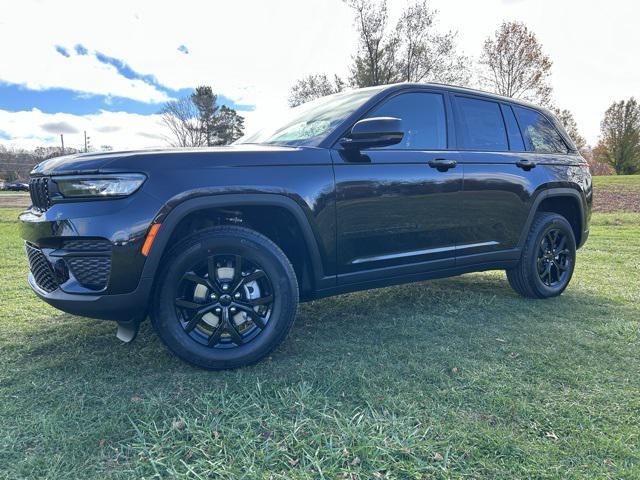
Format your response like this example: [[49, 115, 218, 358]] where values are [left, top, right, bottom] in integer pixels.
[[236, 86, 386, 147]]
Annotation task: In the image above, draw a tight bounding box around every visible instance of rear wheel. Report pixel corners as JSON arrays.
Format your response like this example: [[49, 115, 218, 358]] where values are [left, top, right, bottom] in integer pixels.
[[152, 226, 298, 369], [507, 212, 576, 299]]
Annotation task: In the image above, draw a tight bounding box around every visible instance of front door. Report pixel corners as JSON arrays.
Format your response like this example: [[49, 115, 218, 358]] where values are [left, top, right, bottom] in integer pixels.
[[333, 90, 463, 284]]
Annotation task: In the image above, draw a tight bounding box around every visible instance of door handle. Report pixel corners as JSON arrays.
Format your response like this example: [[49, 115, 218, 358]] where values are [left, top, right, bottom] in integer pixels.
[[428, 158, 457, 171], [516, 159, 537, 170]]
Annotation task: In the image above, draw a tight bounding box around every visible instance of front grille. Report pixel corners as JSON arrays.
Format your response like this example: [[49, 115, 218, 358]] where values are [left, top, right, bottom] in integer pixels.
[[66, 257, 111, 290], [63, 239, 112, 252], [25, 243, 58, 292], [29, 177, 50, 211]]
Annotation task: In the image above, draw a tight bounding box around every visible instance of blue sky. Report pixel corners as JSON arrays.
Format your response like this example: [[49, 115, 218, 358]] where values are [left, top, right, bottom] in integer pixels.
[[0, 44, 253, 117], [0, 0, 638, 150]]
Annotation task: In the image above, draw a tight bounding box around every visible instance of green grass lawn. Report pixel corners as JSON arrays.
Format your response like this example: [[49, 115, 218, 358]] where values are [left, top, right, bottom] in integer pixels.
[[1, 205, 639, 479], [593, 174, 640, 187]]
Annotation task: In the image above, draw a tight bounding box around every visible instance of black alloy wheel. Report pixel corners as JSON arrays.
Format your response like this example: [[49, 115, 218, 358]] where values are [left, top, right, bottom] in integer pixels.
[[536, 228, 572, 288], [175, 254, 274, 349], [152, 226, 298, 369]]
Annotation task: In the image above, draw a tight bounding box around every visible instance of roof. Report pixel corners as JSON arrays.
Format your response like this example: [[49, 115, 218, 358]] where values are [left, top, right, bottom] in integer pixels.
[[381, 82, 546, 111]]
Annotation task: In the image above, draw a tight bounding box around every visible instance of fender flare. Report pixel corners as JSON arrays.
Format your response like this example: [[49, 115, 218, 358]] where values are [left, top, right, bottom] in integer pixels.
[[517, 187, 587, 248], [139, 193, 330, 288]]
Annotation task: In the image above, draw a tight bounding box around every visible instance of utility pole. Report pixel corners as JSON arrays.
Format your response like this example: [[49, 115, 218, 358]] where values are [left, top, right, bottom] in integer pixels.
[[60, 134, 65, 154], [84, 131, 91, 152]]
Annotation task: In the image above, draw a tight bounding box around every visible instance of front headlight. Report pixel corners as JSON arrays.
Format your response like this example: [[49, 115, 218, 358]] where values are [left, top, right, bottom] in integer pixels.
[[54, 174, 146, 198]]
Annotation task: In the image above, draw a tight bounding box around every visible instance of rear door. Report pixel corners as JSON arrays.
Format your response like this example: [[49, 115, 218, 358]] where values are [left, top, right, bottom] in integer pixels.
[[452, 95, 551, 264], [333, 89, 463, 284]]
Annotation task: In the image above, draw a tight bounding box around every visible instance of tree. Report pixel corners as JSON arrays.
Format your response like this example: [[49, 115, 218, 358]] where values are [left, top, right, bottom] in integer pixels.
[[552, 108, 587, 153], [479, 22, 553, 106], [215, 106, 246, 145], [191, 86, 219, 146], [287, 0, 469, 106], [594, 98, 640, 175], [160, 86, 245, 147], [288, 74, 346, 107], [347, 0, 469, 87], [347, 0, 400, 87], [160, 97, 203, 147], [395, 1, 470, 85]]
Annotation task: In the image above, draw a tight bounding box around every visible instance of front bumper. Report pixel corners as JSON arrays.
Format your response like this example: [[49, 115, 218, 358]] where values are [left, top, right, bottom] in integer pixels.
[[19, 191, 162, 321], [28, 273, 153, 321]]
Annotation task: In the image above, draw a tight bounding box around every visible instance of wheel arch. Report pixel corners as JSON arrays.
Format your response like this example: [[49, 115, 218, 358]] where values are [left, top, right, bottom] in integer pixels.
[[518, 187, 587, 248], [140, 193, 330, 298]]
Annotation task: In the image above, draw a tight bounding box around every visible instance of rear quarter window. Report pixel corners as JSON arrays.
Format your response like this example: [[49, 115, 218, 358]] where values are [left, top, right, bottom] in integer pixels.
[[513, 106, 568, 154]]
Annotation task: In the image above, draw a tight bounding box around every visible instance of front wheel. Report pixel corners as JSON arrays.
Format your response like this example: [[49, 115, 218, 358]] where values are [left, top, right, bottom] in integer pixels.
[[151, 226, 298, 369], [507, 212, 576, 299]]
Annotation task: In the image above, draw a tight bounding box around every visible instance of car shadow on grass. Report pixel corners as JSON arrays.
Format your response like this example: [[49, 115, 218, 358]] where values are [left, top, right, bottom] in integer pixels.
[[6, 271, 627, 382]]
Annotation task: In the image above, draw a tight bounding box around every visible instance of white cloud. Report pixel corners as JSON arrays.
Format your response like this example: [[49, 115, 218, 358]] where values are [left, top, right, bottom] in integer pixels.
[[0, 0, 356, 108], [0, 0, 638, 147], [0, 109, 167, 150]]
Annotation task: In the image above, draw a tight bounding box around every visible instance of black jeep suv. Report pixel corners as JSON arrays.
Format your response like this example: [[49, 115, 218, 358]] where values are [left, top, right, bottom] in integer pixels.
[[20, 83, 592, 369]]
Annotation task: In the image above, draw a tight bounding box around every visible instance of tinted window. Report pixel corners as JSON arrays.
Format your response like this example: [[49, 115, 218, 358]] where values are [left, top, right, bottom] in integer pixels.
[[457, 97, 508, 151], [502, 104, 525, 151], [365, 92, 446, 149], [513, 106, 568, 154]]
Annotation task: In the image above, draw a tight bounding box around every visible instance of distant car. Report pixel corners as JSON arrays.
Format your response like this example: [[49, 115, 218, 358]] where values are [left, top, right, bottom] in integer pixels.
[[5, 182, 29, 191], [19, 83, 592, 370]]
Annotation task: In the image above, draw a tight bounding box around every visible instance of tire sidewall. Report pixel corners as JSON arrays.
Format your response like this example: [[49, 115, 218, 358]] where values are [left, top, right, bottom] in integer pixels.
[[153, 229, 297, 369]]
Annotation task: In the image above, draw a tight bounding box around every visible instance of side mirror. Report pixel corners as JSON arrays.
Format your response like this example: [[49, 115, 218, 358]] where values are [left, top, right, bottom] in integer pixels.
[[340, 117, 404, 150]]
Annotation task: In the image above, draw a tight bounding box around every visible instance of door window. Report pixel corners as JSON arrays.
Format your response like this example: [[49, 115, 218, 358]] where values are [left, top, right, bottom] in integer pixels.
[[364, 92, 447, 150], [513, 106, 568, 154], [456, 97, 509, 151]]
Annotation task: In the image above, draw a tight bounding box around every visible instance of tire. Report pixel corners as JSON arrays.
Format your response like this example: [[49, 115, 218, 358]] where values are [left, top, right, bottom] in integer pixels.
[[151, 226, 298, 369], [507, 212, 576, 299]]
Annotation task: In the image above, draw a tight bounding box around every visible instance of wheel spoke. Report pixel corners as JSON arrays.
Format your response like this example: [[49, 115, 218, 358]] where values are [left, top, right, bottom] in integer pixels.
[[231, 269, 266, 294], [223, 308, 244, 345], [183, 271, 215, 290], [207, 323, 224, 346], [232, 255, 242, 284], [543, 263, 552, 286], [184, 312, 202, 333], [246, 294, 273, 306], [556, 235, 567, 253], [175, 298, 203, 310], [232, 302, 267, 329]]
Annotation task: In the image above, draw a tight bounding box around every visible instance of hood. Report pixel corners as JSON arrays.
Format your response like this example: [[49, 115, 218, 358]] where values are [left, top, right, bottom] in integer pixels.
[[30, 144, 316, 176]]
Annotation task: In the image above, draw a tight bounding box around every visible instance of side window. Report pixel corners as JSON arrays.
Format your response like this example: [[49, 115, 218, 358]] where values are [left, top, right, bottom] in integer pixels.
[[456, 97, 509, 151], [364, 92, 447, 149], [513, 106, 568, 154], [501, 104, 525, 151]]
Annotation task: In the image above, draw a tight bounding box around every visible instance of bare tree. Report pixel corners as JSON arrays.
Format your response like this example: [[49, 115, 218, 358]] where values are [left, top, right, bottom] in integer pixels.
[[288, 0, 469, 106], [395, 1, 470, 85], [552, 107, 587, 153], [479, 22, 553, 106], [288, 74, 346, 107], [160, 97, 204, 147], [594, 98, 640, 175], [161, 86, 245, 147], [347, 0, 400, 87]]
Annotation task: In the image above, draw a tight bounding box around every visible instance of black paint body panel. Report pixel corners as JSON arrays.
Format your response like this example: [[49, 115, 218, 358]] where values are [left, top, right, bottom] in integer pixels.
[[19, 83, 592, 322]]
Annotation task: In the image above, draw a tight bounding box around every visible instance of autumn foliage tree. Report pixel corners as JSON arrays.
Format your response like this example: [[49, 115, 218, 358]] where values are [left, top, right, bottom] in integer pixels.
[[552, 107, 587, 153], [479, 21, 553, 106], [594, 98, 640, 175]]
